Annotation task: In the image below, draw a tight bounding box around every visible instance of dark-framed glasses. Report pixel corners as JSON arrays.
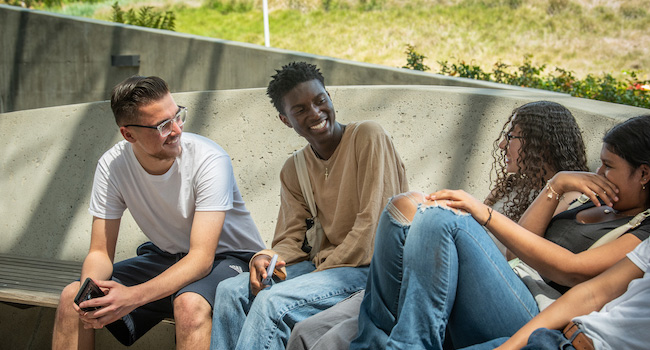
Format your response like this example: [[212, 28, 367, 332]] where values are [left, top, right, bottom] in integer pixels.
[[502, 131, 523, 142], [125, 106, 187, 137]]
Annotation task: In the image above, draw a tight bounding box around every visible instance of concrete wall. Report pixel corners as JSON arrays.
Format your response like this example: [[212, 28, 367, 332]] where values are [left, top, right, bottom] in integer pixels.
[[1, 4, 527, 114]]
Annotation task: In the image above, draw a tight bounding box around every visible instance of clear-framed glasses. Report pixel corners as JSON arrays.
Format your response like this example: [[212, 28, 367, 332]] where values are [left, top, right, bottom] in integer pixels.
[[125, 106, 187, 137], [502, 131, 523, 142]]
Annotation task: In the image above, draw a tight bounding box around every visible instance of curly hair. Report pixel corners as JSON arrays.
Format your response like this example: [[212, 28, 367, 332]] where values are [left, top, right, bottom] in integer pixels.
[[266, 62, 325, 115], [485, 101, 588, 221], [111, 76, 169, 126]]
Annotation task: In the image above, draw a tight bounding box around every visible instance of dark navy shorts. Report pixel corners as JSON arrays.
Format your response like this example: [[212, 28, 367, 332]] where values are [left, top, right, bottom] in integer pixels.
[[105, 242, 254, 346]]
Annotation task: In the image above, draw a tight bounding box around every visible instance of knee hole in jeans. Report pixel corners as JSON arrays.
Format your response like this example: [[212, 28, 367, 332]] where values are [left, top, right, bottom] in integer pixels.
[[387, 191, 425, 224]]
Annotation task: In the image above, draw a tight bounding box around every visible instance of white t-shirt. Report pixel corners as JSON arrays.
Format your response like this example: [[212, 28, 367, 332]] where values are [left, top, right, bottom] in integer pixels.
[[573, 238, 650, 350], [89, 132, 265, 255]]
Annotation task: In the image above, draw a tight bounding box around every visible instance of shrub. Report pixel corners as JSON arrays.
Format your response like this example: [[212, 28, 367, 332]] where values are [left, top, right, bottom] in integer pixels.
[[111, 1, 175, 30], [436, 57, 649, 109], [402, 44, 430, 72]]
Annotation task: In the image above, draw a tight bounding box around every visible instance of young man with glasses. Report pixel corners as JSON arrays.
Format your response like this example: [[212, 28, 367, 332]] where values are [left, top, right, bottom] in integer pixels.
[[52, 76, 265, 349]]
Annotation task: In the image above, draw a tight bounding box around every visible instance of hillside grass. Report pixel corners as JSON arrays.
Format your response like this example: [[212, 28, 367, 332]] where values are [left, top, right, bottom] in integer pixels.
[[26, 0, 650, 80]]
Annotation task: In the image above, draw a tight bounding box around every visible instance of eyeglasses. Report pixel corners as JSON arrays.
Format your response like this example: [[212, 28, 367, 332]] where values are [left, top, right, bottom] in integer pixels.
[[125, 106, 187, 137], [503, 131, 523, 142]]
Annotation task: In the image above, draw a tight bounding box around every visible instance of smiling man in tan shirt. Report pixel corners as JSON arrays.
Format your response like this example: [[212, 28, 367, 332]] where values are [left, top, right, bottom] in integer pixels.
[[210, 61, 408, 350]]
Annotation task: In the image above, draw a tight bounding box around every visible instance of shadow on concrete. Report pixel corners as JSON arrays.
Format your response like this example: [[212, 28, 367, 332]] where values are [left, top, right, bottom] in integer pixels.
[[7, 102, 117, 258]]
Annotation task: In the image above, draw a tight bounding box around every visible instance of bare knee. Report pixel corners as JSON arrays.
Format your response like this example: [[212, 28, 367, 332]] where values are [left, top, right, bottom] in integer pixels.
[[56, 281, 82, 320], [389, 191, 425, 222], [173, 292, 211, 331]]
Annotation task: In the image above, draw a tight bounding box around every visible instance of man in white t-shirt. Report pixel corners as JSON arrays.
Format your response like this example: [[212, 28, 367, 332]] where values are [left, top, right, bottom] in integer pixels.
[[52, 76, 265, 349], [487, 236, 650, 350]]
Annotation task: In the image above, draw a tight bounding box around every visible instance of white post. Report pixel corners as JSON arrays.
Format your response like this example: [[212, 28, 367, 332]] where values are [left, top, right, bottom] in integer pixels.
[[263, 0, 270, 47]]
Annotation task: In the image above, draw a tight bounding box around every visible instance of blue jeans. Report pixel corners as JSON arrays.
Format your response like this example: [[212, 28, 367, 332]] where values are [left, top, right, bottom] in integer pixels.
[[460, 328, 578, 350], [210, 260, 368, 350], [351, 204, 539, 350], [521, 328, 576, 350]]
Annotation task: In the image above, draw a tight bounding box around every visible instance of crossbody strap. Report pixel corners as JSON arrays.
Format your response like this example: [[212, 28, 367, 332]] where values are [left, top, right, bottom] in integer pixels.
[[293, 149, 317, 217], [567, 194, 650, 249], [589, 208, 650, 249]]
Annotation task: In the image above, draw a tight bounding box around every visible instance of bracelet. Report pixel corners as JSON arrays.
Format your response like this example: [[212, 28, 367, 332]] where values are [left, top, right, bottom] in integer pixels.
[[545, 180, 562, 201], [483, 207, 493, 226]]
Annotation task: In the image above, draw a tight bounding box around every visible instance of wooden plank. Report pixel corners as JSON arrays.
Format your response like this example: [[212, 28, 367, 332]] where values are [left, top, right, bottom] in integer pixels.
[[0, 254, 80, 308], [0, 254, 176, 326], [0, 288, 60, 308]]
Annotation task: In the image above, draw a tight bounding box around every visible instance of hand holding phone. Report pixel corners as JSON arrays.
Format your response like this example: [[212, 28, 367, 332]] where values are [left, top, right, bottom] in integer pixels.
[[74, 277, 105, 312], [262, 254, 278, 285]]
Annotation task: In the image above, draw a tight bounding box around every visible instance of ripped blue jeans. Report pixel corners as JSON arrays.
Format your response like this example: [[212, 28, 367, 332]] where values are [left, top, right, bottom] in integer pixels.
[[350, 201, 539, 350]]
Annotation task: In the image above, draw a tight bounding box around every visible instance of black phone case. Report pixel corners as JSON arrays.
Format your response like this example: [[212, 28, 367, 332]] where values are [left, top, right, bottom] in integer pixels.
[[74, 277, 105, 312]]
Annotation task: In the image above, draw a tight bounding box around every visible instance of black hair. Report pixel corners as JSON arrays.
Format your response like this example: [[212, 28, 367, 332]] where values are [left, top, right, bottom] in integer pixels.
[[266, 62, 325, 115], [603, 115, 650, 169]]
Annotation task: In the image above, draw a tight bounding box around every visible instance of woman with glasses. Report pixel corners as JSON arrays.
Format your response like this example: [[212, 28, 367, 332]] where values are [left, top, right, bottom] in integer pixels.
[[350, 114, 650, 350], [287, 101, 589, 350]]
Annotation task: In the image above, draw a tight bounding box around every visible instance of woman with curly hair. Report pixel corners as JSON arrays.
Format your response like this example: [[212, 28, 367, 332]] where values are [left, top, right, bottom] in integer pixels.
[[485, 101, 589, 256], [286, 101, 588, 350], [350, 114, 650, 350]]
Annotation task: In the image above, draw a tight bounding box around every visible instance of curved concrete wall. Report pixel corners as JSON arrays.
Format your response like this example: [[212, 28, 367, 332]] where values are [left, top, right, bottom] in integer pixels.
[[1, 4, 532, 113], [2, 85, 648, 262]]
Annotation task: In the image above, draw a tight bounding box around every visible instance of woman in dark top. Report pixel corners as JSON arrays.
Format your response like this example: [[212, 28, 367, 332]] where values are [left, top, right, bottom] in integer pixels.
[[350, 115, 650, 350]]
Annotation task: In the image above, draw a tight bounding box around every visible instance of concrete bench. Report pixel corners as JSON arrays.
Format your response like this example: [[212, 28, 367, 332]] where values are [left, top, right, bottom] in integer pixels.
[[0, 254, 176, 327], [0, 254, 82, 308]]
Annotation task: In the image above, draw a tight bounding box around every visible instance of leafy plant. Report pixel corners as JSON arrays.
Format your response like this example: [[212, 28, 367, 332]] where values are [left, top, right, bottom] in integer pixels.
[[437, 56, 650, 109], [111, 1, 176, 30], [402, 44, 429, 72]]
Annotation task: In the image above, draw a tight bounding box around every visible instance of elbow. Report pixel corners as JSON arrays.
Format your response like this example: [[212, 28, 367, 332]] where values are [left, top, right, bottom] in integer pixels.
[[553, 270, 594, 288], [561, 275, 587, 288], [198, 259, 215, 278]]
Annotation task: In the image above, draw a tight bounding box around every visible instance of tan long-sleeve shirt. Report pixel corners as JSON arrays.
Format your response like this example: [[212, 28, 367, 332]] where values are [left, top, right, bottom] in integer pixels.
[[266, 121, 408, 271]]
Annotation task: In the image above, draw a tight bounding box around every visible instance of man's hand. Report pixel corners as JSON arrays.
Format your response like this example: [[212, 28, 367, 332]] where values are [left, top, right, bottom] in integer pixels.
[[249, 255, 286, 296], [76, 280, 142, 329]]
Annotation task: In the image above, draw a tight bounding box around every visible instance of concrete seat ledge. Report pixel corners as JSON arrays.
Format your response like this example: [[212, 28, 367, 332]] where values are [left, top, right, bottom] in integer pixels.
[[1, 85, 648, 349]]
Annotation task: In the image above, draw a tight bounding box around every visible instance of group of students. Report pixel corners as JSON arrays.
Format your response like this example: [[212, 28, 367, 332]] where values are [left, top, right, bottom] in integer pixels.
[[51, 61, 650, 350]]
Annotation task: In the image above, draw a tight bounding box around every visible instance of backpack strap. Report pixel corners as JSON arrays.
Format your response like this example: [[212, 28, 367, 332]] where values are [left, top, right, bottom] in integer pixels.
[[293, 149, 317, 218]]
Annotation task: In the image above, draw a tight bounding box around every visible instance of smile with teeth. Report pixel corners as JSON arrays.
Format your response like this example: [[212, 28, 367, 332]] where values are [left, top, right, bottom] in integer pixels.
[[310, 120, 327, 130], [165, 137, 179, 146]]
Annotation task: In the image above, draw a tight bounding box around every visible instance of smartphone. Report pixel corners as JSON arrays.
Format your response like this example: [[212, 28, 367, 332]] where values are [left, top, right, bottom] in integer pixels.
[[262, 254, 278, 285], [74, 277, 105, 312]]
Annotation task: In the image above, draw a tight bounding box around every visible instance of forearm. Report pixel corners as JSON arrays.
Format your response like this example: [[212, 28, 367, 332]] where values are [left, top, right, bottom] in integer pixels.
[[498, 283, 599, 350], [485, 209, 582, 284], [498, 257, 639, 350], [517, 184, 563, 236], [81, 251, 114, 281]]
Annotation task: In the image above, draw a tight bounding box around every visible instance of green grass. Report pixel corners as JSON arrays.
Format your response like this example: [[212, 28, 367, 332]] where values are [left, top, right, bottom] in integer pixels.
[[20, 0, 650, 80]]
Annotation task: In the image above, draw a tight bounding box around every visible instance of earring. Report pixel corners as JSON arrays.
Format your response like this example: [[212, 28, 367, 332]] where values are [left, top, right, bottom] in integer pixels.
[[644, 178, 647, 190]]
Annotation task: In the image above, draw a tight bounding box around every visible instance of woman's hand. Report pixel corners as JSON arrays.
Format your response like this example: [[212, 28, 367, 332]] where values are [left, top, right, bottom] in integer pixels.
[[548, 172, 618, 207], [426, 190, 492, 225]]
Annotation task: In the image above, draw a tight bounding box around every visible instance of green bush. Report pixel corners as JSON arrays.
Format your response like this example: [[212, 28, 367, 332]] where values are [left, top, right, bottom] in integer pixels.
[[111, 2, 175, 30], [436, 57, 649, 109], [402, 44, 430, 72]]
